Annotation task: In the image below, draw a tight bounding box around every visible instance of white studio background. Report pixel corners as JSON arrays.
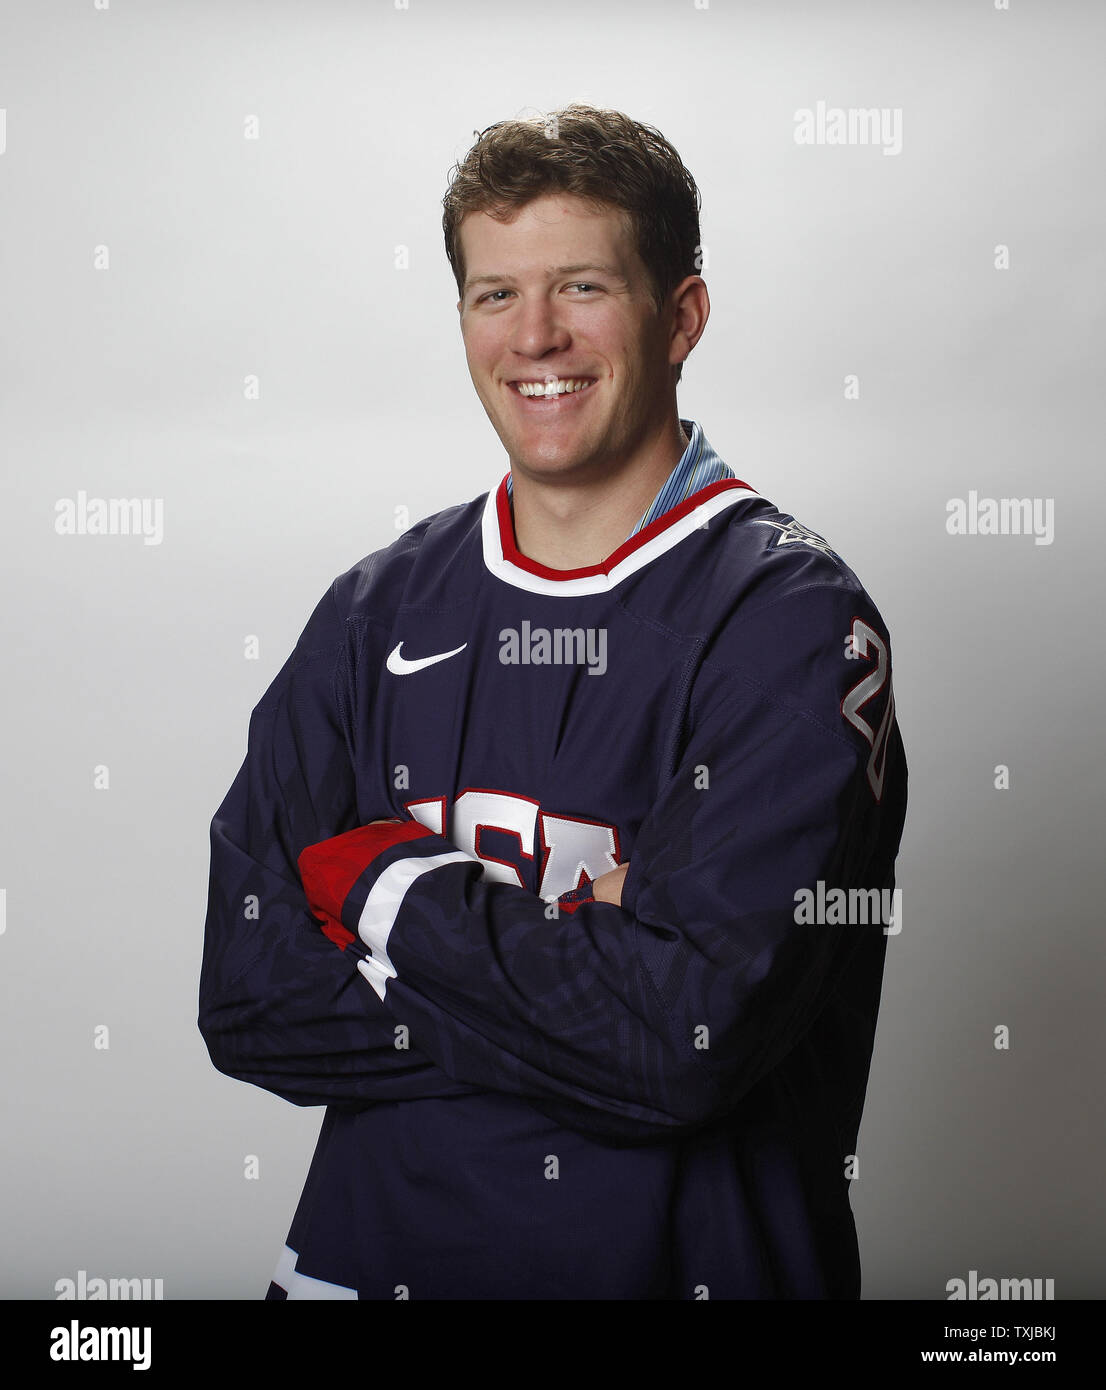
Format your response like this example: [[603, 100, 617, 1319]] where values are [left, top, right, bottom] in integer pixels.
[[1, 0, 1102, 1300]]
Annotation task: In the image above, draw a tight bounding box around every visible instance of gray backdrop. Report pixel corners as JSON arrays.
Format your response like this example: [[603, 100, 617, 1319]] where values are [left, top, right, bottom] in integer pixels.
[[1, 0, 1102, 1300]]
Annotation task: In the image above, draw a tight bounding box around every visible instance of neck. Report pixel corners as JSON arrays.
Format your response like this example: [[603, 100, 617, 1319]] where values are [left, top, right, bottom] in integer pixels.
[[510, 416, 690, 570]]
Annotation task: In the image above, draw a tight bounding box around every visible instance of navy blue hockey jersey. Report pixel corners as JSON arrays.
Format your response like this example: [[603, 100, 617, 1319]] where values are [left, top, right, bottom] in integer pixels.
[[199, 435, 907, 1299]]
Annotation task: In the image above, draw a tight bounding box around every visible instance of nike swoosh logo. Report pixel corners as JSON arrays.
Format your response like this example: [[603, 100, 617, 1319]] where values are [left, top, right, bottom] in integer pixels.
[[386, 641, 467, 676]]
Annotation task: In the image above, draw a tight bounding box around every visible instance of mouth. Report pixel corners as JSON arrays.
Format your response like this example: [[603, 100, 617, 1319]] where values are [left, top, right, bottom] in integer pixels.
[[508, 376, 598, 404]]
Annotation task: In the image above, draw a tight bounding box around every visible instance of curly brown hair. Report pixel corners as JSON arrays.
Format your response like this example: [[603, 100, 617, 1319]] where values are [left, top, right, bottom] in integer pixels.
[[442, 104, 703, 315]]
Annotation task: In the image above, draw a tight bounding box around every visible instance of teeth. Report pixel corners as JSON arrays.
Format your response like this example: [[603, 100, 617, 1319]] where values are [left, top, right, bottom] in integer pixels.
[[515, 378, 594, 397]]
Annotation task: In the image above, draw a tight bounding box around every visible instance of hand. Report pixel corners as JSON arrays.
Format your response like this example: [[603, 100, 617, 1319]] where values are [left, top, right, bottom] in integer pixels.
[[591, 862, 629, 906]]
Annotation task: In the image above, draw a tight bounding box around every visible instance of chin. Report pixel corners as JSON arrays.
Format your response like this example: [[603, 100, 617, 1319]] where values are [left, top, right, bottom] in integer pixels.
[[511, 432, 604, 475], [511, 446, 596, 479]]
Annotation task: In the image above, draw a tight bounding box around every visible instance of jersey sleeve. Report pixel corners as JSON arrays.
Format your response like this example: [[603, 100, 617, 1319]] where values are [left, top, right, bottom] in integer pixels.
[[197, 579, 479, 1110], [295, 584, 908, 1141]]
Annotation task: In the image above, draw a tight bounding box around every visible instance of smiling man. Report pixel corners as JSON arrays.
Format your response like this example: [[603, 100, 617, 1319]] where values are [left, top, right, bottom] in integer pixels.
[[199, 105, 907, 1300], [458, 192, 703, 572]]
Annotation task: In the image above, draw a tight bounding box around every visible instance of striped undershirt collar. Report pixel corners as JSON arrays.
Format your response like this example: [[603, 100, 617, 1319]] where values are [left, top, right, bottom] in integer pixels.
[[504, 419, 734, 539]]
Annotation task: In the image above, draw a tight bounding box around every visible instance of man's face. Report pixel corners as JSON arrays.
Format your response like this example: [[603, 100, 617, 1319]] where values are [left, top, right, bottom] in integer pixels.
[[456, 193, 678, 486]]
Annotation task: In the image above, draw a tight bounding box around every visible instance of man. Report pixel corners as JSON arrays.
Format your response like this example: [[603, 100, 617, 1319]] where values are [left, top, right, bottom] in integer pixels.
[[199, 104, 907, 1300]]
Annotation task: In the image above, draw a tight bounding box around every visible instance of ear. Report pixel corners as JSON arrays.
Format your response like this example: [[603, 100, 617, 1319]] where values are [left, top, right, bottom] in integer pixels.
[[668, 276, 710, 369]]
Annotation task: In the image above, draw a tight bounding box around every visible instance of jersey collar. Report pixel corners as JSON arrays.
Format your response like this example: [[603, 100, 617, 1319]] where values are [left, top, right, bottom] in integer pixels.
[[482, 425, 758, 596]]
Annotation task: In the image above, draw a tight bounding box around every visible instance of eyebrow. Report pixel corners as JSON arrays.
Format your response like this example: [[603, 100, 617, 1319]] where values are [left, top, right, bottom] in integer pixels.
[[462, 263, 628, 295]]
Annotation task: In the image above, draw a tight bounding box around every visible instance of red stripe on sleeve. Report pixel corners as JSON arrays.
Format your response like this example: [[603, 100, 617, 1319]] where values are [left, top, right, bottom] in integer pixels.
[[298, 821, 435, 945]]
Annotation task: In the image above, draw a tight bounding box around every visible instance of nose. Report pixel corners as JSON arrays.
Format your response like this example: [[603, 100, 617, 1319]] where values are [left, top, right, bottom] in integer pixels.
[[509, 291, 571, 360]]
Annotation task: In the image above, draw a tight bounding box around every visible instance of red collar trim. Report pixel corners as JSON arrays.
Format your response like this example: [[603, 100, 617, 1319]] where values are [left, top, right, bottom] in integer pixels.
[[495, 476, 753, 582]]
